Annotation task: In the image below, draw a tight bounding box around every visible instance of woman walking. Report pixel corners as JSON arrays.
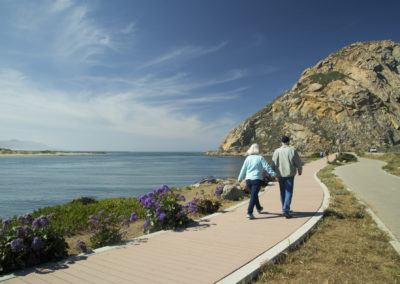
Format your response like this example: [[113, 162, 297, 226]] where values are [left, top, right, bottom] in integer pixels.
[[238, 144, 276, 219]]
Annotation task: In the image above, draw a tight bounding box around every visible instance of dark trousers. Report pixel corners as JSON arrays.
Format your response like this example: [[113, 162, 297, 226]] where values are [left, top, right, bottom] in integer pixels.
[[246, 179, 262, 214], [278, 176, 295, 213]]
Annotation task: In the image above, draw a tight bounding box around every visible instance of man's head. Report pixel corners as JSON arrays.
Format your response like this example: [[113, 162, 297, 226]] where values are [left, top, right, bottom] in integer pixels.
[[281, 135, 290, 144]]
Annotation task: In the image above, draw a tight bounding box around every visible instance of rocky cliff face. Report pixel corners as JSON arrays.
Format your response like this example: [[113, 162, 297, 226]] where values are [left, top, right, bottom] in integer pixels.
[[219, 40, 400, 154]]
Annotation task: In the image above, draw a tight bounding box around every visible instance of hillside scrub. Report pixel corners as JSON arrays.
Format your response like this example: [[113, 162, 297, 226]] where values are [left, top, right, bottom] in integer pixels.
[[308, 71, 348, 87]]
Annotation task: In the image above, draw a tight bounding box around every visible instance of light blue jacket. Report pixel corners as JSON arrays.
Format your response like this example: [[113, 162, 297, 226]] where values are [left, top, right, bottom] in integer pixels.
[[238, 155, 276, 181]]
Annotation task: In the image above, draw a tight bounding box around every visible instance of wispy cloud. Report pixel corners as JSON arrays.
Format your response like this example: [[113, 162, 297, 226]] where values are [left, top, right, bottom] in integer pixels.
[[9, 1, 119, 66], [140, 41, 228, 68], [49, 0, 73, 13], [0, 68, 239, 150], [52, 4, 115, 63], [121, 22, 135, 34], [72, 68, 247, 103]]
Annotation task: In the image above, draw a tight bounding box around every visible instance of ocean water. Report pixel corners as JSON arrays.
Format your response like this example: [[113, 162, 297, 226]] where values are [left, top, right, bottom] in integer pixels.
[[0, 152, 245, 218]]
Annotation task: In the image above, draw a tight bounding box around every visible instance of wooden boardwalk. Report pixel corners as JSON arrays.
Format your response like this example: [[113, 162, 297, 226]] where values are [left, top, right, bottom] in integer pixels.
[[3, 158, 327, 284]]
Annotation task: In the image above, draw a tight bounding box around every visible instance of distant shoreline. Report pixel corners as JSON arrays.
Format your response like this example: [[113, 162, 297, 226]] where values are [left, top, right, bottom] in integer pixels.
[[0, 150, 106, 157]]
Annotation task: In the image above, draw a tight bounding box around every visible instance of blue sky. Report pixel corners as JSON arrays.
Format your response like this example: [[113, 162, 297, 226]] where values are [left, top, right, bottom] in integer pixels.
[[0, 0, 399, 151]]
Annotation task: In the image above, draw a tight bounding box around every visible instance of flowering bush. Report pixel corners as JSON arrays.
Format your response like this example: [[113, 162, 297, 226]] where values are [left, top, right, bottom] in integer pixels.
[[188, 190, 221, 215], [214, 184, 223, 197], [138, 185, 189, 233], [88, 210, 128, 249], [0, 214, 68, 274]]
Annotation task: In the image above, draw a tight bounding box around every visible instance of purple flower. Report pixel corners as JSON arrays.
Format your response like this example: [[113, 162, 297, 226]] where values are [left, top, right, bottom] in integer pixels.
[[161, 185, 170, 192], [14, 226, 25, 238], [129, 213, 137, 222], [143, 197, 155, 209], [214, 185, 223, 197], [39, 216, 49, 227], [32, 217, 41, 229], [10, 238, 25, 252], [2, 218, 12, 228], [88, 215, 99, 225], [157, 212, 167, 221], [31, 236, 44, 251], [76, 240, 88, 253], [186, 199, 198, 214], [32, 215, 49, 230]]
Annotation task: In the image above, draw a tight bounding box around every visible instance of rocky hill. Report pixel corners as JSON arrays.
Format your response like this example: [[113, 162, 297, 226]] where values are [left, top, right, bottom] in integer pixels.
[[218, 40, 400, 154]]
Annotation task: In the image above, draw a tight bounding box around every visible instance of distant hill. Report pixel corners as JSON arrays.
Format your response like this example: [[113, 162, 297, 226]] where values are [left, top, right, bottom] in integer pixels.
[[219, 40, 400, 154], [0, 139, 52, 151]]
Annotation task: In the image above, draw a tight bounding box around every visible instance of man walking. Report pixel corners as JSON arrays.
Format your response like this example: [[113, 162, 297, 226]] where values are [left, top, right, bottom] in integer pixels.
[[272, 136, 303, 218]]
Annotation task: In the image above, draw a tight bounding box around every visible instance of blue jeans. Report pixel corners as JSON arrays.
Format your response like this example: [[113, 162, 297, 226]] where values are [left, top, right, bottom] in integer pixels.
[[246, 179, 262, 214], [279, 176, 295, 213]]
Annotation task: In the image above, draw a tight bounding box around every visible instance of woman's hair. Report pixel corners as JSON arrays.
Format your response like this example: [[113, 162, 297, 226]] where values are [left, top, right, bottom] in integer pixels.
[[246, 143, 260, 155]]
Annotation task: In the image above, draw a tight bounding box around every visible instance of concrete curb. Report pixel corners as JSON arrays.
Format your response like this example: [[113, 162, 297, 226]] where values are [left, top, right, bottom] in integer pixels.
[[216, 172, 330, 284]]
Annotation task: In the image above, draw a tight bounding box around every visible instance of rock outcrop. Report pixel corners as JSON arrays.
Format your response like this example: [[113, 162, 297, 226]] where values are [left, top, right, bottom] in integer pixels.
[[219, 40, 400, 154]]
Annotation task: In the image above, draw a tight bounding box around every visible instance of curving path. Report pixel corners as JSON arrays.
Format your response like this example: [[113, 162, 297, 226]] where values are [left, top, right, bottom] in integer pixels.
[[2, 158, 328, 284], [334, 157, 400, 241]]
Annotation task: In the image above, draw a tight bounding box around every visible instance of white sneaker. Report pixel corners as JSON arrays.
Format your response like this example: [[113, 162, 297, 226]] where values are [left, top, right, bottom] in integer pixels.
[[247, 214, 255, 219], [257, 207, 263, 213]]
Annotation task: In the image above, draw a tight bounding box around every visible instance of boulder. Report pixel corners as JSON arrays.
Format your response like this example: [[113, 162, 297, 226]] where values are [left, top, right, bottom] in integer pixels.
[[198, 176, 217, 184], [308, 83, 324, 92], [221, 185, 244, 201]]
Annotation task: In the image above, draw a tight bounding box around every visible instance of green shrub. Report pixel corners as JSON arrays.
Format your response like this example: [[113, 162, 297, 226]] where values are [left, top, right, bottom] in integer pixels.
[[336, 152, 358, 162], [33, 197, 144, 236], [308, 71, 348, 87], [88, 210, 128, 249], [193, 190, 221, 215], [71, 197, 98, 205], [309, 152, 323, 158]]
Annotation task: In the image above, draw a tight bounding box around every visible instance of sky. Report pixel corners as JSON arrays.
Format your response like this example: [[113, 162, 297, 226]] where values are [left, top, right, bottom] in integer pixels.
[[0, 0, 399, 151]]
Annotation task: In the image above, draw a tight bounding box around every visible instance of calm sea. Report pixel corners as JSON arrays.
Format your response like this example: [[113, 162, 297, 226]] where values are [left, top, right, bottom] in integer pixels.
[[0, 152, 245, 218]]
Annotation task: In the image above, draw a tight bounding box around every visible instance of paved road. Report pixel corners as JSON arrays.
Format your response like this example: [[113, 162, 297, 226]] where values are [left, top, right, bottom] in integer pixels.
[[335, 158, 400, 240]]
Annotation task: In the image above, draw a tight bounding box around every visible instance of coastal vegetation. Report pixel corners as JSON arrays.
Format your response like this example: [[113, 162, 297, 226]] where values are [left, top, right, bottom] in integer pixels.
[[255, 157, 400, 283], [0, 179, 245, 274], [0, 215, 68, 274], [308, 71, 348, 87]]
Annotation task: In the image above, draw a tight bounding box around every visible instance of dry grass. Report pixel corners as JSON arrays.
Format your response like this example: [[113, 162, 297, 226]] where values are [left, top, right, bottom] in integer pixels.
[[255, 164, 400, 283], [363, 152, 400, 176]]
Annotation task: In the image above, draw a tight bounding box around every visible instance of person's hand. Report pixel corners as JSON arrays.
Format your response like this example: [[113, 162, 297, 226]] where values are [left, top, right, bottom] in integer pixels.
[[298, 170, 302, 176]]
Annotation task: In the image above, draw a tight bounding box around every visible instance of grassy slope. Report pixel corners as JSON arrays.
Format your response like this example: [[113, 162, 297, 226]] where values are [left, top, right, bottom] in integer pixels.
[[255, 163, 400, 283]]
